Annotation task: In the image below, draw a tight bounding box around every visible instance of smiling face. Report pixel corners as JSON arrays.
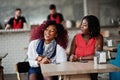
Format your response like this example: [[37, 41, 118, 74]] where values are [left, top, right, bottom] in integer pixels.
[[44, 25, 57, 44], [80, 19, 89, 34]]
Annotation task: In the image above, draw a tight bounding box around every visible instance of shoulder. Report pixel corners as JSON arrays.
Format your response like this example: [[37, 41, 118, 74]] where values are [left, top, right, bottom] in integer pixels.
[[29, 39, 40, 46], [9, 17, 14, 21], [7, 17, 14, 24], [56, 44, 65, 51], [48, 14, 50, 16], [96, 34, 103, 40], [57, 13, 63, 16], [20, 16, 26, 19], [47, 14, 50, 17], [75, 33, 82, 39], [76, 33, 81, 36]]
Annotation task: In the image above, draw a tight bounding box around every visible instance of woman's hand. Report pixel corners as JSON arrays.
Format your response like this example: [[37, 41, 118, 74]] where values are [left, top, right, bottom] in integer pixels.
[[37, 57, 51, 64], [36, 56, 44, 62], [69, 54, 77, 62], [41, 57, 51, 64]]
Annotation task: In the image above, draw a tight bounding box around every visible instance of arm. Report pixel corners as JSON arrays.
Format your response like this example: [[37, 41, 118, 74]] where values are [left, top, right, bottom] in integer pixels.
[[5, 18, 13, 30], [27, 40, 39, 67], [22, 17, 28, 29], [59, 13, 64, 24], [23, 22, 28, 29], [69, 36, 76, 56], [60, 13, 64, 22], [47, 15, 50, 20], [95, 34, 103, 51], [68, 36, 78, 61], [5, 24, 11, 30]]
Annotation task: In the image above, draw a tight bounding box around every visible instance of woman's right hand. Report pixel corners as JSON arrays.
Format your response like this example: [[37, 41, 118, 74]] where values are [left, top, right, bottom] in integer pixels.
[[36, 56, 44, 62], [69, 54, 77, 62], [40, 57, 51, 64], [37, 57, 50, 64]]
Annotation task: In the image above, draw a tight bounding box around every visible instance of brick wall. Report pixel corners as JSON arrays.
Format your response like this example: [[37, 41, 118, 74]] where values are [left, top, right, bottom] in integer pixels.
[[0, 29, 80, 74]]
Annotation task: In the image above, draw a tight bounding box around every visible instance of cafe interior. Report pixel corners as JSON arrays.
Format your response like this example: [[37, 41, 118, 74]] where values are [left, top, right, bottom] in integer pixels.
[[0, 0, 120, 80]]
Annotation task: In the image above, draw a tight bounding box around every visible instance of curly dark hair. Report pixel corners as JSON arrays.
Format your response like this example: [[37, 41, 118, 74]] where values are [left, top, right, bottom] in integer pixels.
[[81, 15, 100, 38], [30, 20, 68, 49]]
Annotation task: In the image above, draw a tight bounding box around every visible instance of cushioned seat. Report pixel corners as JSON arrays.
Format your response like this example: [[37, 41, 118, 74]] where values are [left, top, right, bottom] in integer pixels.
[[0, 66, 4, 80], [14, 62, 30, 80], [109, 44, 120, 80]]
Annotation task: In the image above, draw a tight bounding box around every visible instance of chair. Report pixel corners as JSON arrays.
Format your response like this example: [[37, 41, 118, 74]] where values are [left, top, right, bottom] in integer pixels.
[[0, 66, 4, 80], [14, 62, 30, 80], [109, 44, 120, 80]]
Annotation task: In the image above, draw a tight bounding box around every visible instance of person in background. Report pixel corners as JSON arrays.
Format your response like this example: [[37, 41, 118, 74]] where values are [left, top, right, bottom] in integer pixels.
[[68, 15, 103, 80], [5, 8, 28, 30], [27, 20, 68, 80], [47, 4, 64, 24]]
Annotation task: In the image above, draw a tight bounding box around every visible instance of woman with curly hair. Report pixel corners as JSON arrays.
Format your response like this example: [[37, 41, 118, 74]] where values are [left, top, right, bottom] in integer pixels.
[[68, 15, 103, 80], [27, 20, 68, 80]]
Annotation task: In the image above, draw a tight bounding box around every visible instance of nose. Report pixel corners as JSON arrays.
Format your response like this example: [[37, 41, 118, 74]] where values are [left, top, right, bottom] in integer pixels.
[[45, 29, 50, 34], [80, 25, 84, 29]]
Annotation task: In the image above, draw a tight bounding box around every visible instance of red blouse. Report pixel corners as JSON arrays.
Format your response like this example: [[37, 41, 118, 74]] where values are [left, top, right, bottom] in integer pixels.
[[75, 34, 96, 58]]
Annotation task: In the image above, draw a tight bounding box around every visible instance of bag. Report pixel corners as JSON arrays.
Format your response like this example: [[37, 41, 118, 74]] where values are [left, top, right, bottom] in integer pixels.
[[16, 61, 30, 73]]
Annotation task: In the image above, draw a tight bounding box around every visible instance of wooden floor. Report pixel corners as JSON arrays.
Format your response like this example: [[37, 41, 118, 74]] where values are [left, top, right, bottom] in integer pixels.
[[4, 73, 109, 80], [4, 74, 28, 80]]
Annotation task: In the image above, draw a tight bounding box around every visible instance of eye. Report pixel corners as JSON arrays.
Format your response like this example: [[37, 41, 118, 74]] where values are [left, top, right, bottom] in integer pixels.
[[45, 28, 55, 32], [50, 29, 55, 32], [82, 23, 87, 27], [84, 25, 87, 27]]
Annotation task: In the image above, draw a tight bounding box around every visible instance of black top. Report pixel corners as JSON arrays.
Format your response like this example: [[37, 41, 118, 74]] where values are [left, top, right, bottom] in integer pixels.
[[7, 16, 27, 28], [47, 13, 64, 23]]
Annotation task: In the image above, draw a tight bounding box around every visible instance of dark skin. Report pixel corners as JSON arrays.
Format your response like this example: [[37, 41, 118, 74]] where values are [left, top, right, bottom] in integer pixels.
[[36, 25, 57, 64], [29, 25, 58, 80], [69, 19, 103, 62]]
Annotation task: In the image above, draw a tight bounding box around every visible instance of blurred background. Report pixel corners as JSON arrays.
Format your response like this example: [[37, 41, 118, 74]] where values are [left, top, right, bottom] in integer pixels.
[[0, 0, 120, 29]]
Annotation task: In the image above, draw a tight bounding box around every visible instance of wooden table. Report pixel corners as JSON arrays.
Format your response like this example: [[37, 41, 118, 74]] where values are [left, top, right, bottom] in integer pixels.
[[41, 61, 120, 80]]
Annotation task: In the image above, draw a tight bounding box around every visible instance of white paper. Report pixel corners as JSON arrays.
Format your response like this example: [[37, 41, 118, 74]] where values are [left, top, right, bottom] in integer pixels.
[[99, 52, 106, 64]]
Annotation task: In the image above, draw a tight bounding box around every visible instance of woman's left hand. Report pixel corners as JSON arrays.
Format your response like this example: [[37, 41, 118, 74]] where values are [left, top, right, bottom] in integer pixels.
[[40, 57, 51, 64]]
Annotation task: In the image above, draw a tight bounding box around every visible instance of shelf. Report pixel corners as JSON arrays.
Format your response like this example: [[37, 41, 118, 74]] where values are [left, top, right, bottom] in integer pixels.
[[0, 29, 30, 33]]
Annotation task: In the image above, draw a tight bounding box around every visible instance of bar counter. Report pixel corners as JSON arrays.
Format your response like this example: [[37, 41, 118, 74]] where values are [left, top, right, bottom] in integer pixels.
[[0, 29, 30, 33]]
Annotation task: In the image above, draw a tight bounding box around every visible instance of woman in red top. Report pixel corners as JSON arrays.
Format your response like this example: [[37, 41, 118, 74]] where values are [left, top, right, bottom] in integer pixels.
[[68, 15, 103, 80]]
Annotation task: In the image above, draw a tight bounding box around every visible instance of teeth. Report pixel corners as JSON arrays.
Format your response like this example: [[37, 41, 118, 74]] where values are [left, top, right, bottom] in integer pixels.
[[46, 34, 49, 37]]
